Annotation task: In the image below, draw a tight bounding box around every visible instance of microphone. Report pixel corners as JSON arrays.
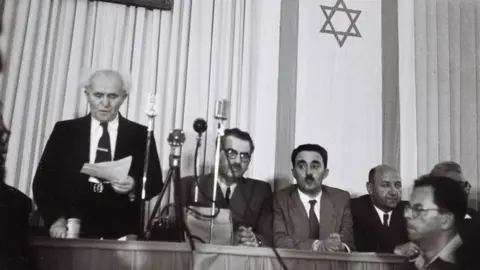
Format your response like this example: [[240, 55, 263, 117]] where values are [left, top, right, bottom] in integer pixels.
[[193, 118, 208, 134], [192, 119, 207, 202], [214, 99, 230, 120], [167, 129, 186, 168], [145, 92, 159, 131]]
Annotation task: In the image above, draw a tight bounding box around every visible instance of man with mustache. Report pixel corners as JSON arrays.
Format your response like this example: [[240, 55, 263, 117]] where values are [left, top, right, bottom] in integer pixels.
[[351, 165, 409, 253], [273, 144, 354, 251], [401, 175, 467, 270], [181, 128, 273, 246], [32, 69, 163, 240]]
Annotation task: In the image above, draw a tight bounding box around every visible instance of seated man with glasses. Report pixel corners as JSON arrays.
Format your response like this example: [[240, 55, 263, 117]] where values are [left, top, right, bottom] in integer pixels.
[[400, 175, 467, 270], [180, 128, 273, 247], [0, 106, 33, 269]]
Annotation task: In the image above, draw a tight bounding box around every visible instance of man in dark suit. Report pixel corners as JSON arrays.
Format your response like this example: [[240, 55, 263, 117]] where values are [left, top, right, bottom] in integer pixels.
[[0, 21, 33, 269], [351, 165, 409, 253], [181, 128, 273, 246], [0, 105, 32, 269], [32, 69, 163, 240], [273, 144, 354, 251], [401, 175, 467, 270]]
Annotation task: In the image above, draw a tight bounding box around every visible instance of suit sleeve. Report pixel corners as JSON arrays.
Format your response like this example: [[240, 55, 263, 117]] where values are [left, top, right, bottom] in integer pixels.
[[273, 195, 315, 250], [340, 194, 356, 251], [32, 123, 67, 228], [255, 182, 273, 246], [144, 133, 163, 200]]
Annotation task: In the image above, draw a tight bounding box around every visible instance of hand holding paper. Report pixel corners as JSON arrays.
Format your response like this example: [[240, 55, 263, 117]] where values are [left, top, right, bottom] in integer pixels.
[[81, 156, 132, 183]]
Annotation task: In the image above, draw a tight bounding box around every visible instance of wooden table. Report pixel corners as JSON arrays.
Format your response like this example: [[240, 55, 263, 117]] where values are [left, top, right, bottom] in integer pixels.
[[30, 237, 406, 270]]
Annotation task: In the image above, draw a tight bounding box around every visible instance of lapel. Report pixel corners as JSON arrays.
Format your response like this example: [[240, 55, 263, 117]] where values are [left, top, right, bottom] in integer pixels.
[[198, 174, 228, 208], [365, 198, 385, 230], [72, 115, 91, 164], [289, 188, 310, 238], [319, 189, 338, 240], [114, 114, 129, 161], [229, 178, 248, 219]]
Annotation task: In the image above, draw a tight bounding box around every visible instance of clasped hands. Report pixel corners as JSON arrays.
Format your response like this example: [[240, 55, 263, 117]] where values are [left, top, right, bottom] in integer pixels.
[[313, 233, 347, 252], [234, 226, 259, 247]]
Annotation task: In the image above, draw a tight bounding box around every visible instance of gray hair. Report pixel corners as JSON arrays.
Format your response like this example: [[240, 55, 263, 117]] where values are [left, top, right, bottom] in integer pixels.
[[81, 68, 132, 94]]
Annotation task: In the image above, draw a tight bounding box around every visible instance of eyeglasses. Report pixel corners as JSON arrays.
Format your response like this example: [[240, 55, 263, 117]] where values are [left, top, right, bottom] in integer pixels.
[[0, 129, 9, 147], [224, 148, 251, 163], [404, 204, 441, 219]]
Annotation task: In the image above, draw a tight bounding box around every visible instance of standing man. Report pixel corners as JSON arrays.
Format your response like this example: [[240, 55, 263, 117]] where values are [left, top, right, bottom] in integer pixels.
[[273, 144, 355, 251], [33, 69, 163, 239], [181, 128, 273, 246], [401, 175, 467, 270], [351, 165, 409, 253]]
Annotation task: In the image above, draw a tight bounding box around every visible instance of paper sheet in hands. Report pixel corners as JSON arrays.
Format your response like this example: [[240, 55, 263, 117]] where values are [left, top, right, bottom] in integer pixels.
[[185, 206, 233, 245], [81, 156, 132, 183]]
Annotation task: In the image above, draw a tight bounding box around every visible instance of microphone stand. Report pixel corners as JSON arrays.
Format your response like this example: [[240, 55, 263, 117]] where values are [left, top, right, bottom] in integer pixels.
[[143, 130, 185, 241], [140, 115, 154, 238], [209, 120, 225, 243]]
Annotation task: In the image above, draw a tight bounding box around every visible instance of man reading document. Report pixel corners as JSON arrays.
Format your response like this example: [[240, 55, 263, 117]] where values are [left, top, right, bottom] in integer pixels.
[[33, 69, 163, 239]]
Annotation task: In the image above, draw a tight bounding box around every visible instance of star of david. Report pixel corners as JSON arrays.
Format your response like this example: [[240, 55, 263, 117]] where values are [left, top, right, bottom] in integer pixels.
[[320, 0, 362, 47]]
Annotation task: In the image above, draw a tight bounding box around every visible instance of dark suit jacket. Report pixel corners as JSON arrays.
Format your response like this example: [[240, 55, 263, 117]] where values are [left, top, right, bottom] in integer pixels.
[[350, 194, 409, 253], [456, 208, 480, 270], [180, 174, 273, 246], [0, 184, 32, 270], [32, 114, 162, 239], [273, 184, 355, 250]]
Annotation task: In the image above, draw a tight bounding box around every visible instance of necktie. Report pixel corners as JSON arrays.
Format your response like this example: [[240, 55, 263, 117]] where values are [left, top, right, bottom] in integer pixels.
[[95, 122, 111, 162], [308, 200, 320, 239], [225, 187, 231, 205], [383, 213, 389, 227]]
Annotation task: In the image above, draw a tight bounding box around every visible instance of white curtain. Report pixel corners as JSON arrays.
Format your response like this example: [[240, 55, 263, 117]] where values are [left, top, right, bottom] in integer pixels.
[[399, 0, 479, 208], [0, 0, 281, 205]]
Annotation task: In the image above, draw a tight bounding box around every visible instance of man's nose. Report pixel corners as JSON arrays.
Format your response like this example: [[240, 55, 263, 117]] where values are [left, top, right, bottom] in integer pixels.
[[100, 96, 110, 107]]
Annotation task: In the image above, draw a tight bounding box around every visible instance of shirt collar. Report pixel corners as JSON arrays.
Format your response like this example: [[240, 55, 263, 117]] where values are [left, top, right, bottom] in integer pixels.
[[413, 234, 462, 269], [297, 188, 322, 203], [91, 113, 119, 130]]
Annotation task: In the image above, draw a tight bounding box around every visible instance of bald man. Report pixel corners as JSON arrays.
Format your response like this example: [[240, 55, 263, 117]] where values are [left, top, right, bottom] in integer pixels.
[[33, 69, 163, 240], [350, 165, 409, 253]]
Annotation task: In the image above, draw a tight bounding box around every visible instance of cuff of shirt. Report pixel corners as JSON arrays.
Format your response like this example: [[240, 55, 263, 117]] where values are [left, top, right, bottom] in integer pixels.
[[342, 243, 351, 253], [312, 240, 321, 251]]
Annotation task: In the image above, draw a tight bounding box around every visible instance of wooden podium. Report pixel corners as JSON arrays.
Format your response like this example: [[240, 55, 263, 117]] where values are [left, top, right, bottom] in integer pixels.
[[30, 237, 406, 270]]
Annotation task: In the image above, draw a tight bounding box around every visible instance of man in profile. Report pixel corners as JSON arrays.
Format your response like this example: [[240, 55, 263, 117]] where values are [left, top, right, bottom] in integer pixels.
[[33, 69, 163, 239], [273, 144, 354, 251], [0, 22, 32, 269], [351, 165, 409, 253], [181, 128, 273, 247], [401, 175, 467, 270]]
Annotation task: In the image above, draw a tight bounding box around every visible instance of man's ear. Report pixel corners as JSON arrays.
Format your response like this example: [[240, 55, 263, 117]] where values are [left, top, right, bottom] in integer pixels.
[[440, 213, 455, 230], [322, 168, 330, 179], [366, 182, 373, 195]]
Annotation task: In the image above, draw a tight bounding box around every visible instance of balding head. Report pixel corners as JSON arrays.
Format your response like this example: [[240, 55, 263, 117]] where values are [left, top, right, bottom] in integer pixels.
[[367, 165, 402, 212]]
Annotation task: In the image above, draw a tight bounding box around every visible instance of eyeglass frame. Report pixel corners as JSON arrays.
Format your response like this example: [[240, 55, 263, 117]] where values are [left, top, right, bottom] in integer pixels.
[[404, 204, 442, 219], [223, 148, 252, 163], [0, 128, 9, 146]]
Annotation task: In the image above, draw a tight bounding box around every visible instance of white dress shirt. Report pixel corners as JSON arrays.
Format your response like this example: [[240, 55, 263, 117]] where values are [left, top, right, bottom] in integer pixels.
[[373, 204, 392, 226], [297, 189, 322, 221], [218, 179, 237, 200], [88, 114, 119, 183]]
